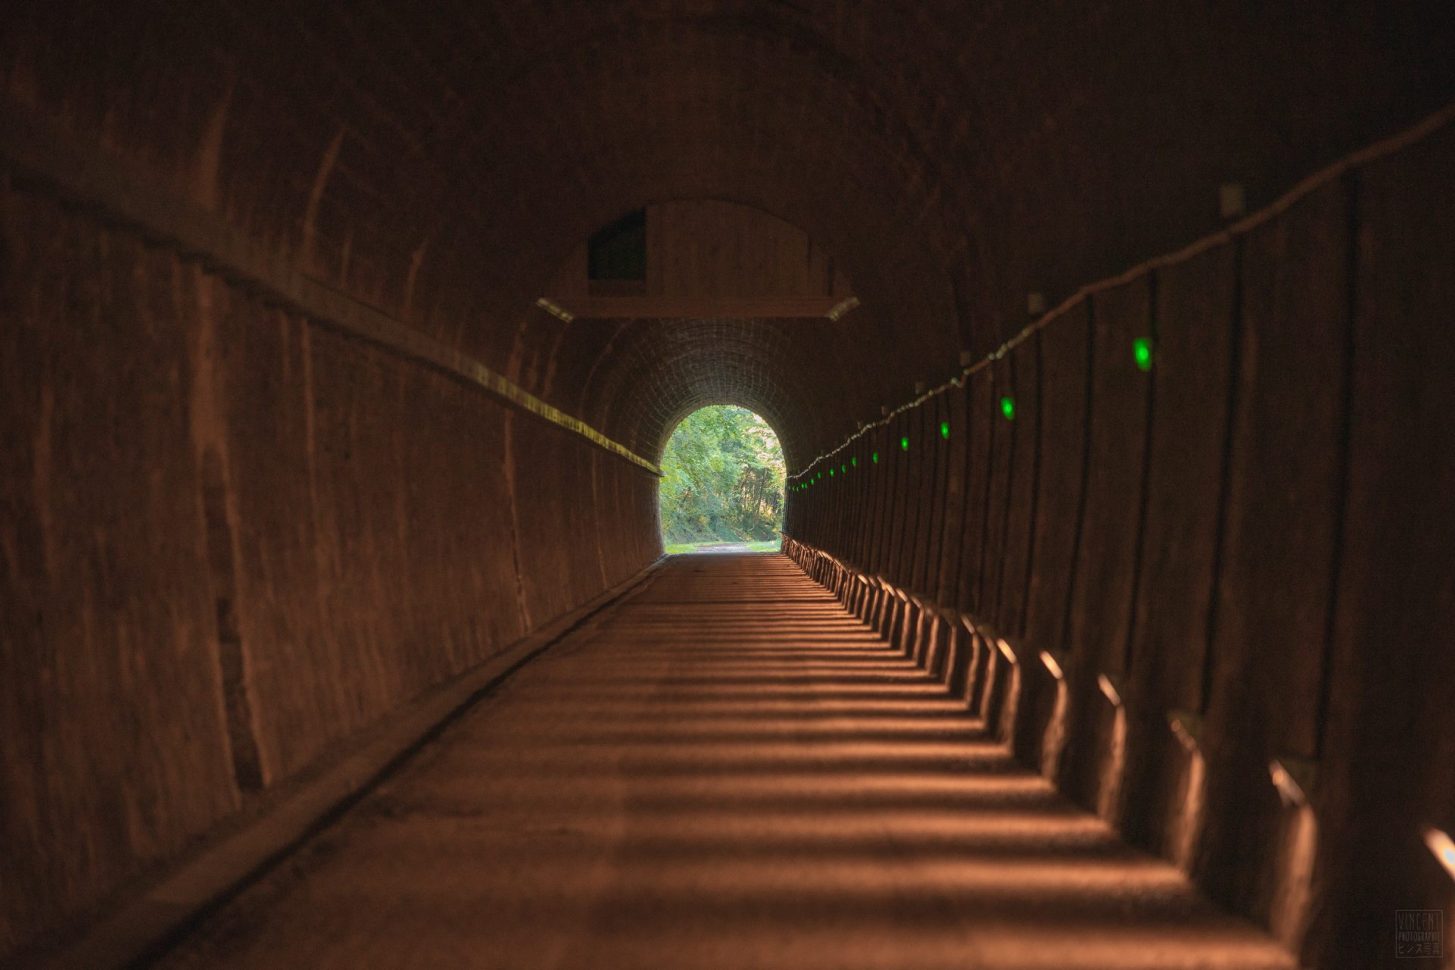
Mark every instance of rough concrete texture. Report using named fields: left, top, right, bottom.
left=1306, top=120, right=1455, bottom=970
left=1, top=5, right=1453, bottom=969
left=787, top=119, right=1455, bottom=968
left=0, top=184, right=659, bottom=959
left=5, top=3, right=1455, bottom=459
left=1118, top=244, right=1237, bottom=856
left=152, top=554, right=1293, bottom=970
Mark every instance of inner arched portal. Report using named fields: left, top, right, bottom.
left=533, top=199, right=907, bottom=471
left=658, top=406, right=785, bottom=554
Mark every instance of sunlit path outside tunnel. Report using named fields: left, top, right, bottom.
left=659, top=406, right=786, bottom=554
left=156, top=555, right=1292, bottom=970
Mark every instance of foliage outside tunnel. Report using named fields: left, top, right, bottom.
left=659, top=406, right=785, bottom=551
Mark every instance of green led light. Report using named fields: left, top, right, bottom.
left=872, top=451, right=879, bottom=464
left=851, top=456, right=858, bottom=468
left=1000, top=395, right=1016, bottom=420
left=900, top=436, right=910, bottom=451
left=1133, top=336, right=1154, bottom=372
left=939, top=420, right=950, bottom=440
left=829, top=467, right=835, bottom=477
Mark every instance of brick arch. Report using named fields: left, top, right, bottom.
left=575, top=318, right=834, bottom=470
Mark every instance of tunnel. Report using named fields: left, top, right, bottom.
left=2, top=4, right=1454, bottom=968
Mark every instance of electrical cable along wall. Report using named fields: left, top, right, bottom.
left=782, top=109, right=1455, bottom=970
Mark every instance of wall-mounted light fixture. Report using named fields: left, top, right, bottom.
left=1039, top=650, right=1065, bottom=680
left=1168, top=710, right=1202, bottom=753
left=534, top=297, right=575, bottom=323
left=1268, top=757, right=1317, bottom=809
left=1133, top=336, right=1155, bottom=372
left=1426, top=827, right=1455, bottom=881
left=826, top=296, right=861, bottom=322
left=1097, top=673, right=1123, bottom=707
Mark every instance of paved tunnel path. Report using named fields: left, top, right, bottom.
left=157, top=554, right=1294, bottom=970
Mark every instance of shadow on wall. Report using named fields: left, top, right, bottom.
left=780, top=106, right=1455, bottom=970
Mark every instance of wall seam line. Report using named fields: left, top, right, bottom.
left=1059, top=299, right=1096, bottom=654
left=1200, top=238, right=1246, bottom=716
left=1122, top=273, right=1160, bottom=673
left=1312, top=171, right=1362, bottom=760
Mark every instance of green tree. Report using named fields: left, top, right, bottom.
left=659, top=406, right=785, bottom=545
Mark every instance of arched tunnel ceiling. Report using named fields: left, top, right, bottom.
left=570, top=318, right=844, bottom=468
left=6, top=1, right=1453, bottom=468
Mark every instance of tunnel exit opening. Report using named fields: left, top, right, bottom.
left=658, top=406, right=785, bottom=554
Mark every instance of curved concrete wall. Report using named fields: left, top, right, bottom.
left=0, top=182, right=660, bottom=959
left=785, top=115, right=1455, bottom=969
left=2, top=5, right=1453, bottom=966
